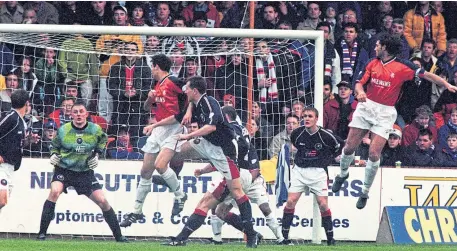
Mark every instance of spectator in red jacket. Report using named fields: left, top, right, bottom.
left=402, top=105, right=438, bottom=146
left=323, top=81, right=358, bottom=140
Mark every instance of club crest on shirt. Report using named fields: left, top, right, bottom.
left=0, top=179, right=7, bottom=186
left=56, top=175, right=64, bottom=181
left=77, top=138, right=83, bottom=144
left=315, top=143, right=323, bottom=150
left=390, top=73, right=395, bottom=78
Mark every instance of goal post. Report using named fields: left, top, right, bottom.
left=0, top=24, right=324, bottom=243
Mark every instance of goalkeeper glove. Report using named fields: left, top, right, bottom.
left=87, top=154, right=99, bottom=170
left=50, top=154, right=61, bottom=166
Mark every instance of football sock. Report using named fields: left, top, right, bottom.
left=236, top=196, right=255, bottom=236
left=265, top=212, right=282, bottom=239
left=321, top=209, right=334, bottom=241
left=224, top=212, right=244, bottom=232
left=160, top=167, right=185, bottom=198
left=340, top=150, right=355, bottom=177
left=175, top=209, right=207, bottom=241
left=103, top=207, right=122, bottom=239
left=133, top=177, right=152, bottom=214
left=211, top=214, right=223, bottom=242
left=38, top=200, right=56, bottom=235
left=363, top=159, right=380, bottom=194
left=281, top=207, right=295, bottom=240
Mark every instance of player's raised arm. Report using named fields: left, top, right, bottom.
left=423, top=71, right=457, bottom=93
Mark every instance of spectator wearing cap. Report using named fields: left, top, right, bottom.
left=323, top=81, right=358, bottom=140
left=82, top=1, right=113, bottom=26
left=0, top=1, right=24, bottom=24
left=106, top=125, right=143, bottom=160
left=438, top=107, right=457, bottom=151
left=149, top=2, right=172, bottom=27
left=96, top=5, right=144, bottom=54
left=182, top=1, right=220, bottom=28
left=24, top=120, right=57, bottom=158
left=381, top=125, right=406, bottom=166
left=404, top=1, right=446, bottom=57
left=23, top=1, right=59, bottom=24
left=403, top=128, right=444, bottom=167
left=402, top=105, right=438, bottom=147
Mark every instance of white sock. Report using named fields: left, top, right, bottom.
left=339, top=150, right=355, bottom=177
left=266, top=212, right=283, bottom=241
left=211, top=215, right=223, bottom=242
left=160, top=167, right=185, bottom=198
left=362, top=159, right=380, bottom=194
left=133, top=177, right=152, bottom=214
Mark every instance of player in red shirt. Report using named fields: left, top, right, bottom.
left=332, top=35, right=457, bottom=209
left=120, top=54, right=188, bottom=227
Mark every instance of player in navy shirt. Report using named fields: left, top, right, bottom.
left=0, top=89, right=29, bottom=212
left=281, top=107, right=342, bottom=246
left=146, top=76, right=260, bottom=247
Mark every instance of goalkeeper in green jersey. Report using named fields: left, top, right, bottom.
left=37, top=101, right=128, bottom=242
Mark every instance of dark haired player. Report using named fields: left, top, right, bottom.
left=332, top=35, right=457, bottom=209
left=37, top=101, right=127, bottom=242
left=120, top=53, right=188, bottom=227
left=145, top=76, right=260, bottom=247
left=0, top=89, right=30, bottom=213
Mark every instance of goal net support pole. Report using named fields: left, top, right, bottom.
left=0, top=24, right=324, bottom=243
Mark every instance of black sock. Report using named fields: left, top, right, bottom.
left=281, top=207, right=295, bottom=240
left=39, top=200, right=56, bottom=235
left=175, top=209, right=207, bottom=241
left=152, top=175, right=168, bottom=187
left=103, top=207, right=122, bottom=240
left=224, top=212, right=244, bottom=232
left=322, top=209, right=334, bottom=241
left=236, top=196, right=255, bottom=236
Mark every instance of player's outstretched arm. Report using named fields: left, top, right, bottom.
left=423, top=71, right=457, bottom=93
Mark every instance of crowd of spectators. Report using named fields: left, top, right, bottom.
left=0, top=1, right=456, bottom=167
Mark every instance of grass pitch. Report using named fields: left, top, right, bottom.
left=0, top=239, right=456, bottom=251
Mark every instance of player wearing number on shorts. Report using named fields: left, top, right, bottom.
left=280, top=107, right=342, bottom=246
left=332, top=34, right=457, bottom=209
left=37, top=101, right=127, bottom=242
